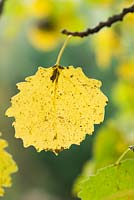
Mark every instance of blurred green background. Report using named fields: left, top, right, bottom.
left=0, top=0, right=134, bottom=199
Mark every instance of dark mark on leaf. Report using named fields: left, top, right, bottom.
left=50, top=68, right=60, bottom=82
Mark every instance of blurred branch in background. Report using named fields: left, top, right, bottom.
left=62, top=4, right=134, bottom=37
left=0, top=0, right=6, bottom=15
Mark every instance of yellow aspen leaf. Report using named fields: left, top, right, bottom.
left=6, top=65, right=108, bottom=154
left=0, top=134, right=18, bottom=197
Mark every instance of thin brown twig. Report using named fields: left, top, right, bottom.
left=62, top=4, right=134, bottom=37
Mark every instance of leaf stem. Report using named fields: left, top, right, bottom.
left=55, top=35, right=72, bottom=66
left=115, top=148, right=130, bottom=165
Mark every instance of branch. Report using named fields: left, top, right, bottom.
left=62, top=4, right=134, bottom=37
left=0, top=0, right=6, bottom=15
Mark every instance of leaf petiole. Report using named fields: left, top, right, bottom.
left=115, top=145, right=134, bottom=165
left=55, top=35, right=72, bottom=66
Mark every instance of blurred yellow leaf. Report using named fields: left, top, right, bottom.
left=27, top=0, right=53, bottom=18
left=117, top=59, right=134, bottom=82
left=124, top=13, right=134, bottom=25
left=0, top=134, right=18, bottom=197
left=28, top=27, right=60, bottom=51
left=6, top=65, right=108, bottom=154
left=27, top=1, right=84, bottom=51
left=92, top=29, right=122, bottom=68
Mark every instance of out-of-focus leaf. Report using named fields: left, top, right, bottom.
left=0, top=134, right=18, bottom=197
left=93, top=121, right=127, bottom=169
left=73, top=121, right=134, bottom=196
left=112, top=81, right=134, bottom=113
left=117, top=59, right=134, bottom=82
left=28, top=27, right=60, bottom=51
left=78, top=159, right=134, bottom=200
left=92, top=29, right=122, bottom=68
left=73, top=160, right=95, bottom=196
left=114, top=113, right=134, bottom=144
